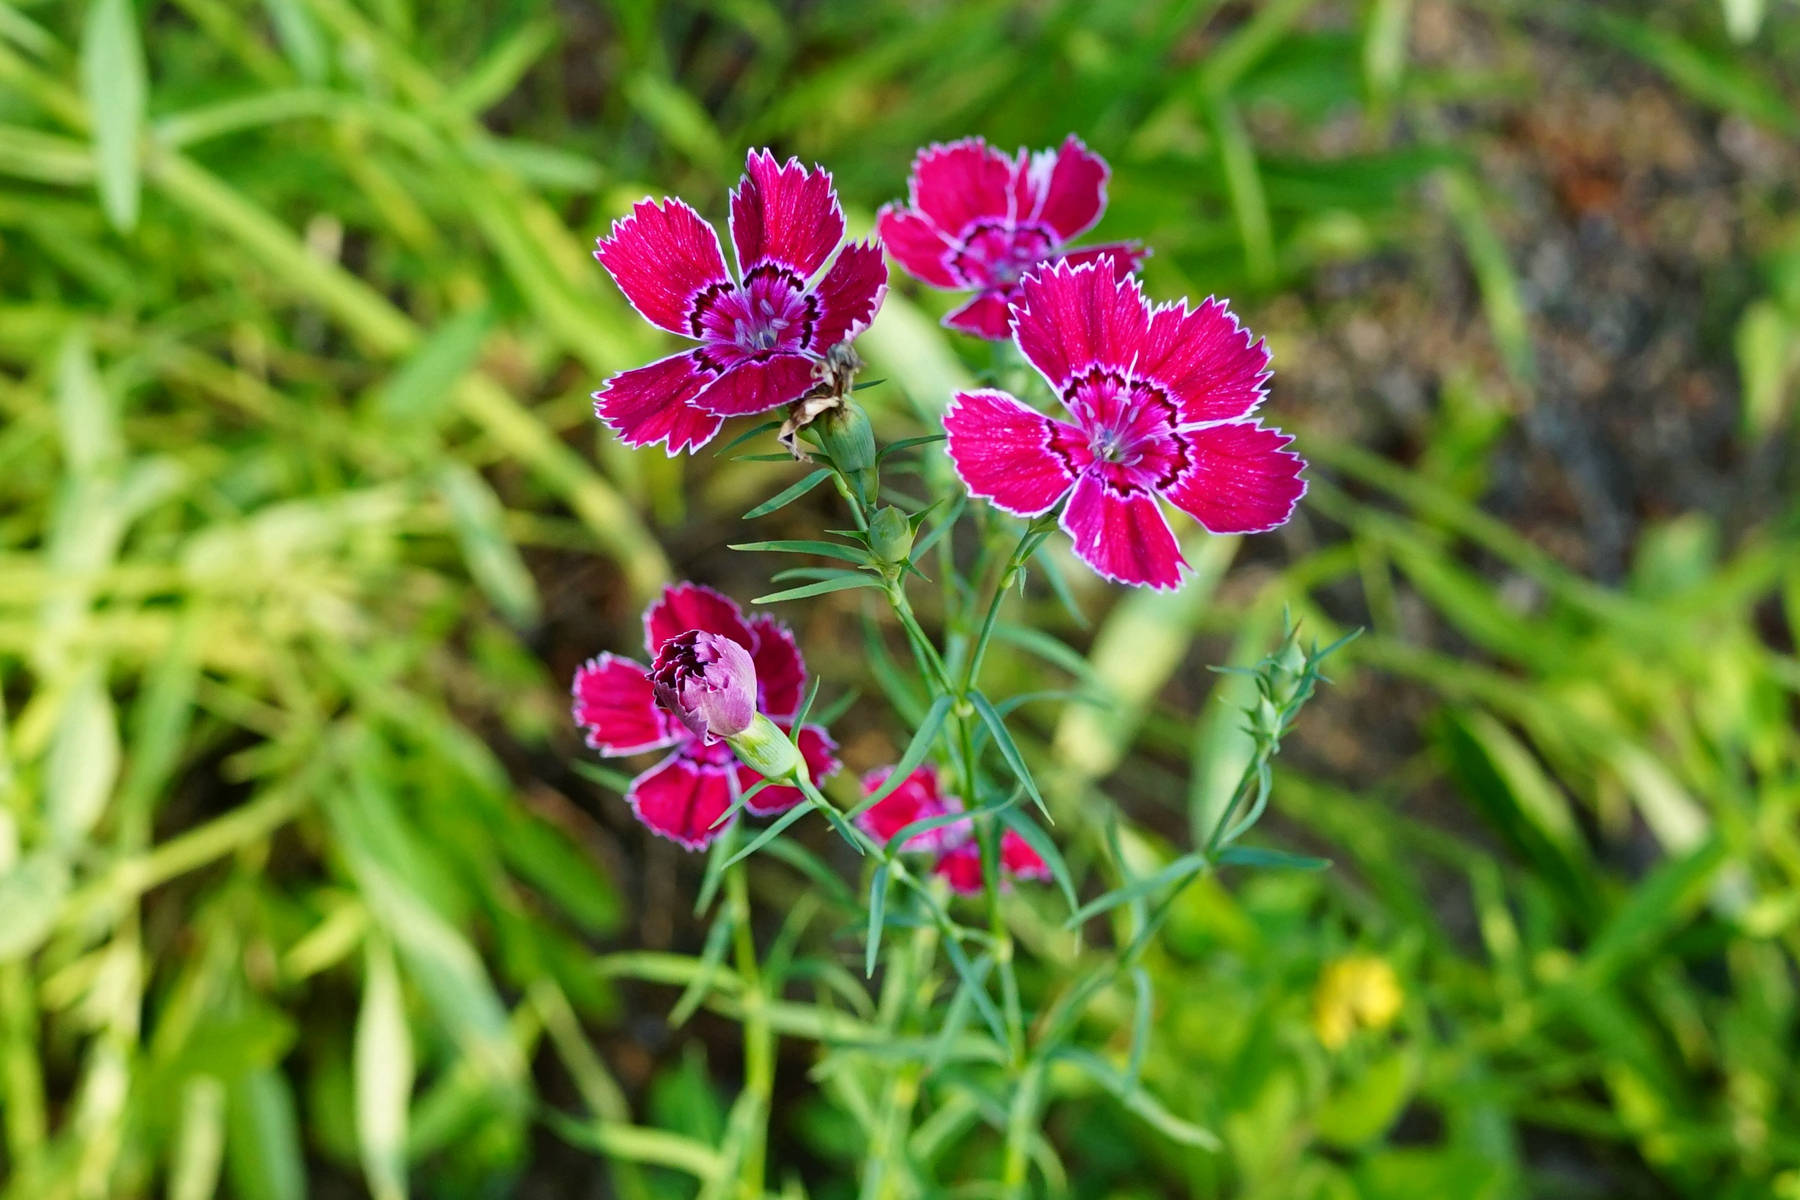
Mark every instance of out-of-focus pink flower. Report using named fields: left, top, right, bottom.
left=649, top=630, right=757, bottom=743
left=592, top=150, right=887, bottom=454
left=876, top=136, right=1145, bottom=340
left=859, top=765, right=1050, bottom=895
left=933, top=831, right=1051, bottom=896
left=572, top=583, right=838, bottom=850
left=943, top=259, right=1306, bottom=590
left=857, top=765, right=964, bottom=853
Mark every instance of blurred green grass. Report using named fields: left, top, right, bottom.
left=2, top=0, right=1799, bottom=1197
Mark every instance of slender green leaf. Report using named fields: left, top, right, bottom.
left=355, top=938, right=413, bottom=1200
left=743, top=468, right=832, bottom=518
left=80, top=0, right=146, bottom=230
left=753, top=573, right=881, bottom=604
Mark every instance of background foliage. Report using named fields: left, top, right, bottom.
left=3, top=0, right=1799, bottom=1196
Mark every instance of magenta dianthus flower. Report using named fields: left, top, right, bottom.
left=858, top=766, right=1050, bottom=895
left=573, top=583, right=839, bottom=850
left=592, top=150, right=888, bottom=454
left=942, top=259, right=1306, bottom=590
left=876, top=135, right=1145, bottom=340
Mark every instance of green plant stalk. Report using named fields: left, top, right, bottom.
left=725, top=863, right=772, bottom=1199
left=1000, top=1059, right=1045, bottom=1197
left=861, top=922, right=934, bottom=1200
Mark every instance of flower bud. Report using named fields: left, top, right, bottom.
left=813, top=399, right=878, bottom=504
left=650, top=630, right=757, bottom=743
left=868, top=505, right=914, bottom=565
left=726, top=712, right=806, bottom=782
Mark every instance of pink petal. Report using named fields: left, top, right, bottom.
left=1025, top=135, right=1110, bottom=241
left=1139, top=297, right=1271, bottom=425
left=1011, top=260, right=1151, bottom=396
left=909, top=138, right=1015, bottom=238
left=592, top=348, right=724, bottom=455
left=747, top=614, right=806, bottom=721
left=941, top=291, right=1015, bottom=340
left=1054, top=242, right=1147, bottom=278
left=932, top=842, right=985, bottom=896
left=692, top=354, right=817, bottom=417
left=740, top=724, right=839, bottom=816
left=644, top=582, right=755, bottom=659
left=571, top=653, right=679, bottom=756
left=857, top=766, right=961, bottom=851
left=1060, top=472, right=1187, bottom=590
left=943, top=388, right=1087, bottom=517
left=810, top=240, right=888, bottom=351
left=874, top=205, right=960, bottom=288
left=1000, top=830, right=1051, bottom=881
left=627, top=752, right=736, bottom=850
left=1165, top=422, right=1306, bottom=534
left=729, top=150, right=846, bottom=281
left=594, top=197, right=731, bottom=337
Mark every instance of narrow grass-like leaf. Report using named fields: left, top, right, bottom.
left=998, top=807, right=1078, bottom=913
left=1054, top=1048, right=1220, bottom=1149
left=885, top=793, right=1015, bottom=857
left=729, top=539, right=870, bottom=564
left=938, top=925, right=1008, bottom=1046
left=81, top=0, right=145, bottom=231
left=743, top=468, right=832, bottom=518
left=969, top=691, right=1045, bottom=816
left=1125, top=967, right=1152, bottom=1090
left=48, top=665, right=120, bottom=847
left=1214, top=845, right=1330, bottom=870
left=436, top=462, right=540, bottom=626
left=864, top=864, right=889, bottom=978
left=670, top=909, right=736, bottom=1027
left=355, top=938, right=412, bottom=1200
left=876, top=433, right=946, bottom=461
left=930, top=953, right=993, bottom=1072
left=753, top=573, right=881, bottom=604
left=722, top=802, right=814, bottom=869
left=373, top=308, right=491, bottom=425
left=714, top=419, right=783, bottom=456
left=1067, top=853, right=1210, bottom=929
left=763, top=838, right=857, bottom=911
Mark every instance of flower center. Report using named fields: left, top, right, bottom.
left=1065, top=369, right=1189, bottom=489
left=951, top=221, right=1057, bottom=288
left=1089, top=424, right=1136, bottom=466
left=691, top=265, right=818, bottom=357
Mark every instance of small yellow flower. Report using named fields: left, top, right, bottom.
left=1312, top=954, right=1403, bottom=1049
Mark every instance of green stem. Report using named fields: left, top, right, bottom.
left=962, top=510, right=1060, bottom=696
left=884, top=578, right=954, bottom=694
left=1000, top=1059, right=1045, bottom=1197
left=726, top=865, right=773, bottom=1199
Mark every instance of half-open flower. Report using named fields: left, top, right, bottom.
left=876, top=136, right=1145, bottom=339
left=649, top=630, right=757, bottom=744
left=572, top=583, right=839, bottom=850
left=592, top=150, right=888, bottom=454
left=942, top=258, right=1306, bottom=590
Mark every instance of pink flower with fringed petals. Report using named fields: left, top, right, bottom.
left=942, top=258, right=1306, bottom=590
left=875, top=135, right=1146, bottom=340
left=857, top=765, right=966, bottom=853
left=592, top=150, right=888, bottom=454
left=858, top=766, right=1050, bottom=895
left=572, top=583, right=839, bottom=850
